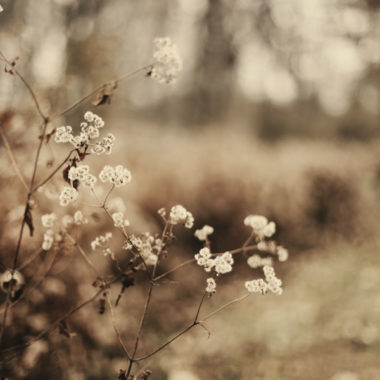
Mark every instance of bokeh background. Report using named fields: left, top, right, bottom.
left=1, top=0, right=380, bottom=379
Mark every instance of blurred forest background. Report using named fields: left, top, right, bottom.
left=1, top=0, right=380, bottom=379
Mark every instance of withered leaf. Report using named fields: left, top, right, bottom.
left=115, top=275, right=135, bottom=306
left=92, top=81, right=117, bottom=107
left=98, top=298, right=106, bottom=314
left=121, top=274, right=135, bottom=289
left=45, top=128, right=56, bottom=143
left=62, top=165, right=70, bottom=184
left=25, top=204, right=34, bottom=237
left=58, top=320, right=71, bottom=338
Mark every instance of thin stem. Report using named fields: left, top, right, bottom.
left=31, top=149, right=76, bottom=193
left=0, top=275, right=123, bottom=358
left=0, top=51, right=47, bottom=122
left=102, top=184, right=115, bottom=207
left=51, top=65, right=152, bottom=120
left=17, top=248, right=43, bottom=271
left=131, top=284, right=154, bottom=358
left=0, top=125, right=28, bottom=191
left=154, top=244, right=259, bottom=282
left=29, top=121, right=49, bottom=191
left=135, top=291, right=207, bottom=362
left=15, top=70, right=48, bottom=122
left=153, top=258, right=194, bottom=282
left=194, top=292, right=207, bottom=323
left=200, top=293, right=251, bottom=322
left=106, top=294, right=131, bottom=360
left=0, top=116, right=49, bottom=349
left=135, top=323, right=196, bottom=362
left=66, top=233, right=102, bottom=278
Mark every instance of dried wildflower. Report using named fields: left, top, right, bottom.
left=194, top=225, right=214, bottom=241
left=195, top=247, right=214, bottom=272
left=73, top=210, right=88, bottom=225
left=62, top=214, right=74, bottom=228
left=0, top=269, right=25, bottom=301
left=169, top=205, right=193, bottom=228
left=54, top=126, right=73, bottom=143
left=55, top=112, right=112, bottom=155
left=245, top=265, right=282, bottom=295
left=0, top=5, right=3, bottom=12
left=84, top=111, right=104, bottom=128
left=90, top=133, right=115, bottom=155
left=68, top=165, right=97, bottom=188
left=99, top=165, right=131, bottom=187
left=245, top=278, right=268, bottom=294
left=244, top=215, right=276, bottom=238
left=68, top=165, right=89, bottom=181
left=247, top=254, right=273, bottom=269
left=41, top=213, right=57, bottom=228
left=257, top=240, right=277, bottom=253
left=112, top=212, right=130, bottom=228
left=214, top=252, right=234, bottom=275
left=277, top=246, right=289, bottom=262
left=151, top=37, right=182, bottom=84
left=157, top=207, right=166, bottom=218
left=91, top=232, right=112, bottom=251
left=195, top=248, right=233, bottom=275
left=205, top=277, right=216, bottom=293
left=127, top=233, right=162, bottom=266
left=59, top=186, right=79, bottom=206
left=42, top=229, right=54, bottom=251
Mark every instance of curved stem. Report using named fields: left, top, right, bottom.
left=51, top=65, right=152, bottom=120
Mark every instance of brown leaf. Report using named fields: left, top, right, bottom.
left=115, top=274, right=135, bottom=306
left=45, top=128, right=56, bottom=143
left=98, top=297, right=106, bottom=314
left=92, top=81, right=117, bottom=107
left=25, top=204, right=34, bottom=237
left=58, top=320, right=71, bottom=339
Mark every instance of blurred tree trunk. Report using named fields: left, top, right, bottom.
left=187, top=0, right=236, bottom=124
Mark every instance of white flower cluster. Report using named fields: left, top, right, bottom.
left=73, top=210, right=88, bottom=225
left=0, top=5, right=3, bottom=13
left=244, top=215, right=276, bottom=239
left=99, top=165, right=132, bottom=187
left=151, top=37, right=183, bottom=84
left=247, top=254, right=273, bottom=269
left=125, top=233, right=163, bottom=266
left=91, top=133, right=116, bottom=155
left=168, top=205, right=194, bottom=229
left=42, top=229, right=54, bottom=251
left=194, top=225, right=214, bottom=241
left=54, top=111, right=115, bottom=154
left=112, top=211, right=130, bottom=228
left=40, top=210, right=89, bottom=251
left=195, top=248, right=234, bottom=275
left=59, top=186, right=79, bottom=207
left=205, top=277, right=216, bottom=293
left=91, top=232, right=113, bottom=258
left=0, top=270, right=25, bottom=295
left=41, top=213, right=57, bottom=228
left=157, top=207, right=166, bottom=218
left=245, top=265, right=283, bottom=295
left=41, top=213, right=57, bottom=251
left=68, top=165, right=97, bottom=188
left=256, top=240, right=289, bottom=263
left=60, top=211, right=88, bottom=228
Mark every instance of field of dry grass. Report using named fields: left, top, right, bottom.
left=1, top=120, right=380, bottom=379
